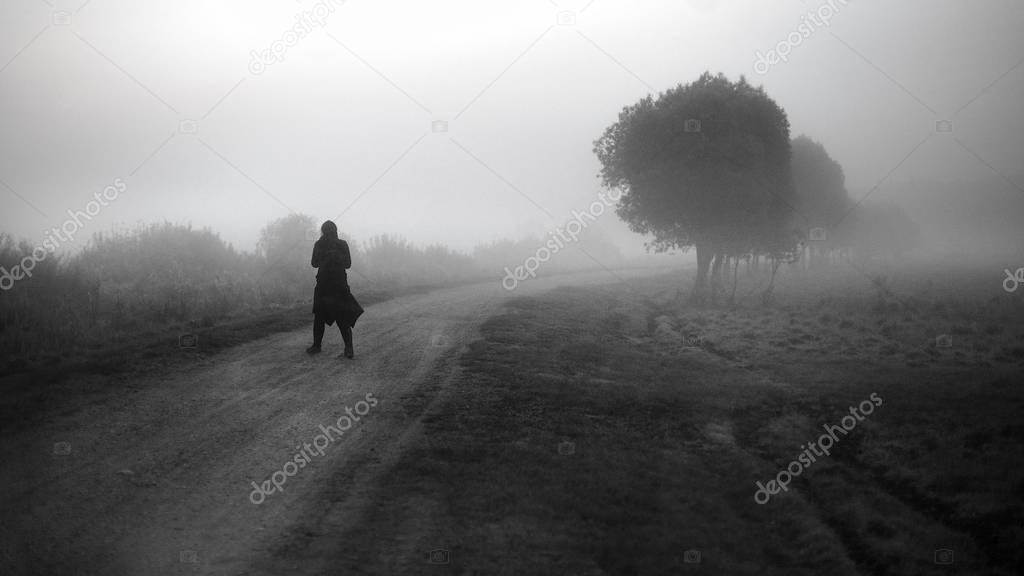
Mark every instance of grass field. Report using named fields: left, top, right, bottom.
left=323, top=264, right=1024, bottom=575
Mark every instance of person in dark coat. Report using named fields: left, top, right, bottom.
left=307, top=220, right=363, bottom=357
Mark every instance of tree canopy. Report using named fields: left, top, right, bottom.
left=594, top=72, right=798, bottom=296
left=790, top=135, right=850, bottom=234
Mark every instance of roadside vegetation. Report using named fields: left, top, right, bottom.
left=0, top=215, right=622, bottom=376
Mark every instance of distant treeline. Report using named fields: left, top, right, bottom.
left=0, top=214, right=622, bottom=372
left=863, top=175, right=1024, bottom=259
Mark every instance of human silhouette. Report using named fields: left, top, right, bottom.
left=307, top=220, right=363, bottom=357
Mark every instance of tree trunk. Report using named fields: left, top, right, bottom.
left=729, top=257, right=740, bottom=305
left=710, top=252, right=725, bottom=301
left=693, top=242, right=712, bottom=302
left=762, top=257, right=782, bottom=305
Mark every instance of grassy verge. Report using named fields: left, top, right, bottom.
left=0, top=288, right=400, bottom=434
left=12, top=289, right=395, bottom=377
left=326, top=270, right=1023, bottom=575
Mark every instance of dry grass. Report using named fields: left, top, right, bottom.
left=321, top=264, right=1023, bottom=575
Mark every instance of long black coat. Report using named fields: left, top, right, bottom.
left=311, top=238, right=364, bottom=327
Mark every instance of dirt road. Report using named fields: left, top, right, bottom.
left=0, top=269, right=656, bottom=576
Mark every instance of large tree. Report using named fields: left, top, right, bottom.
left=594, top=72, right=797, bottom=298
left=791, top=135, right=849, bottom=226
left=790, top=135, right=852, bottom=264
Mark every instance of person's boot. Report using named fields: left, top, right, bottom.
left=310, top=319, right=326, bottom=355
left=341, top=326, right=354, bottom=359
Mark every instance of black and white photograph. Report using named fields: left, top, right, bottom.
left=1, top=1, right=1023, bottom=574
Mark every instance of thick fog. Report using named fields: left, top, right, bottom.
left=1, top=0, right=1022, bottom=256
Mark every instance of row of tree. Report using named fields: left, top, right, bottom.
left=595, top=71, right=919, bottom=302
left=791, top=135, right=919, bottom=268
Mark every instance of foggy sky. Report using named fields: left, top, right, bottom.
left=1, top=0, right=1022, bottom=254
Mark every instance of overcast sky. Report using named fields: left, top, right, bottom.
left=1, top=0, right=1022, bottom=253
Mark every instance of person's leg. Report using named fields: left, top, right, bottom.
left=307, top=315, right=326, bottom=354
left=339, top=324, right=353, bottom=358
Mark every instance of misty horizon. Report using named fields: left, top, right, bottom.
left=2, top=0, right=1022, bottom=256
